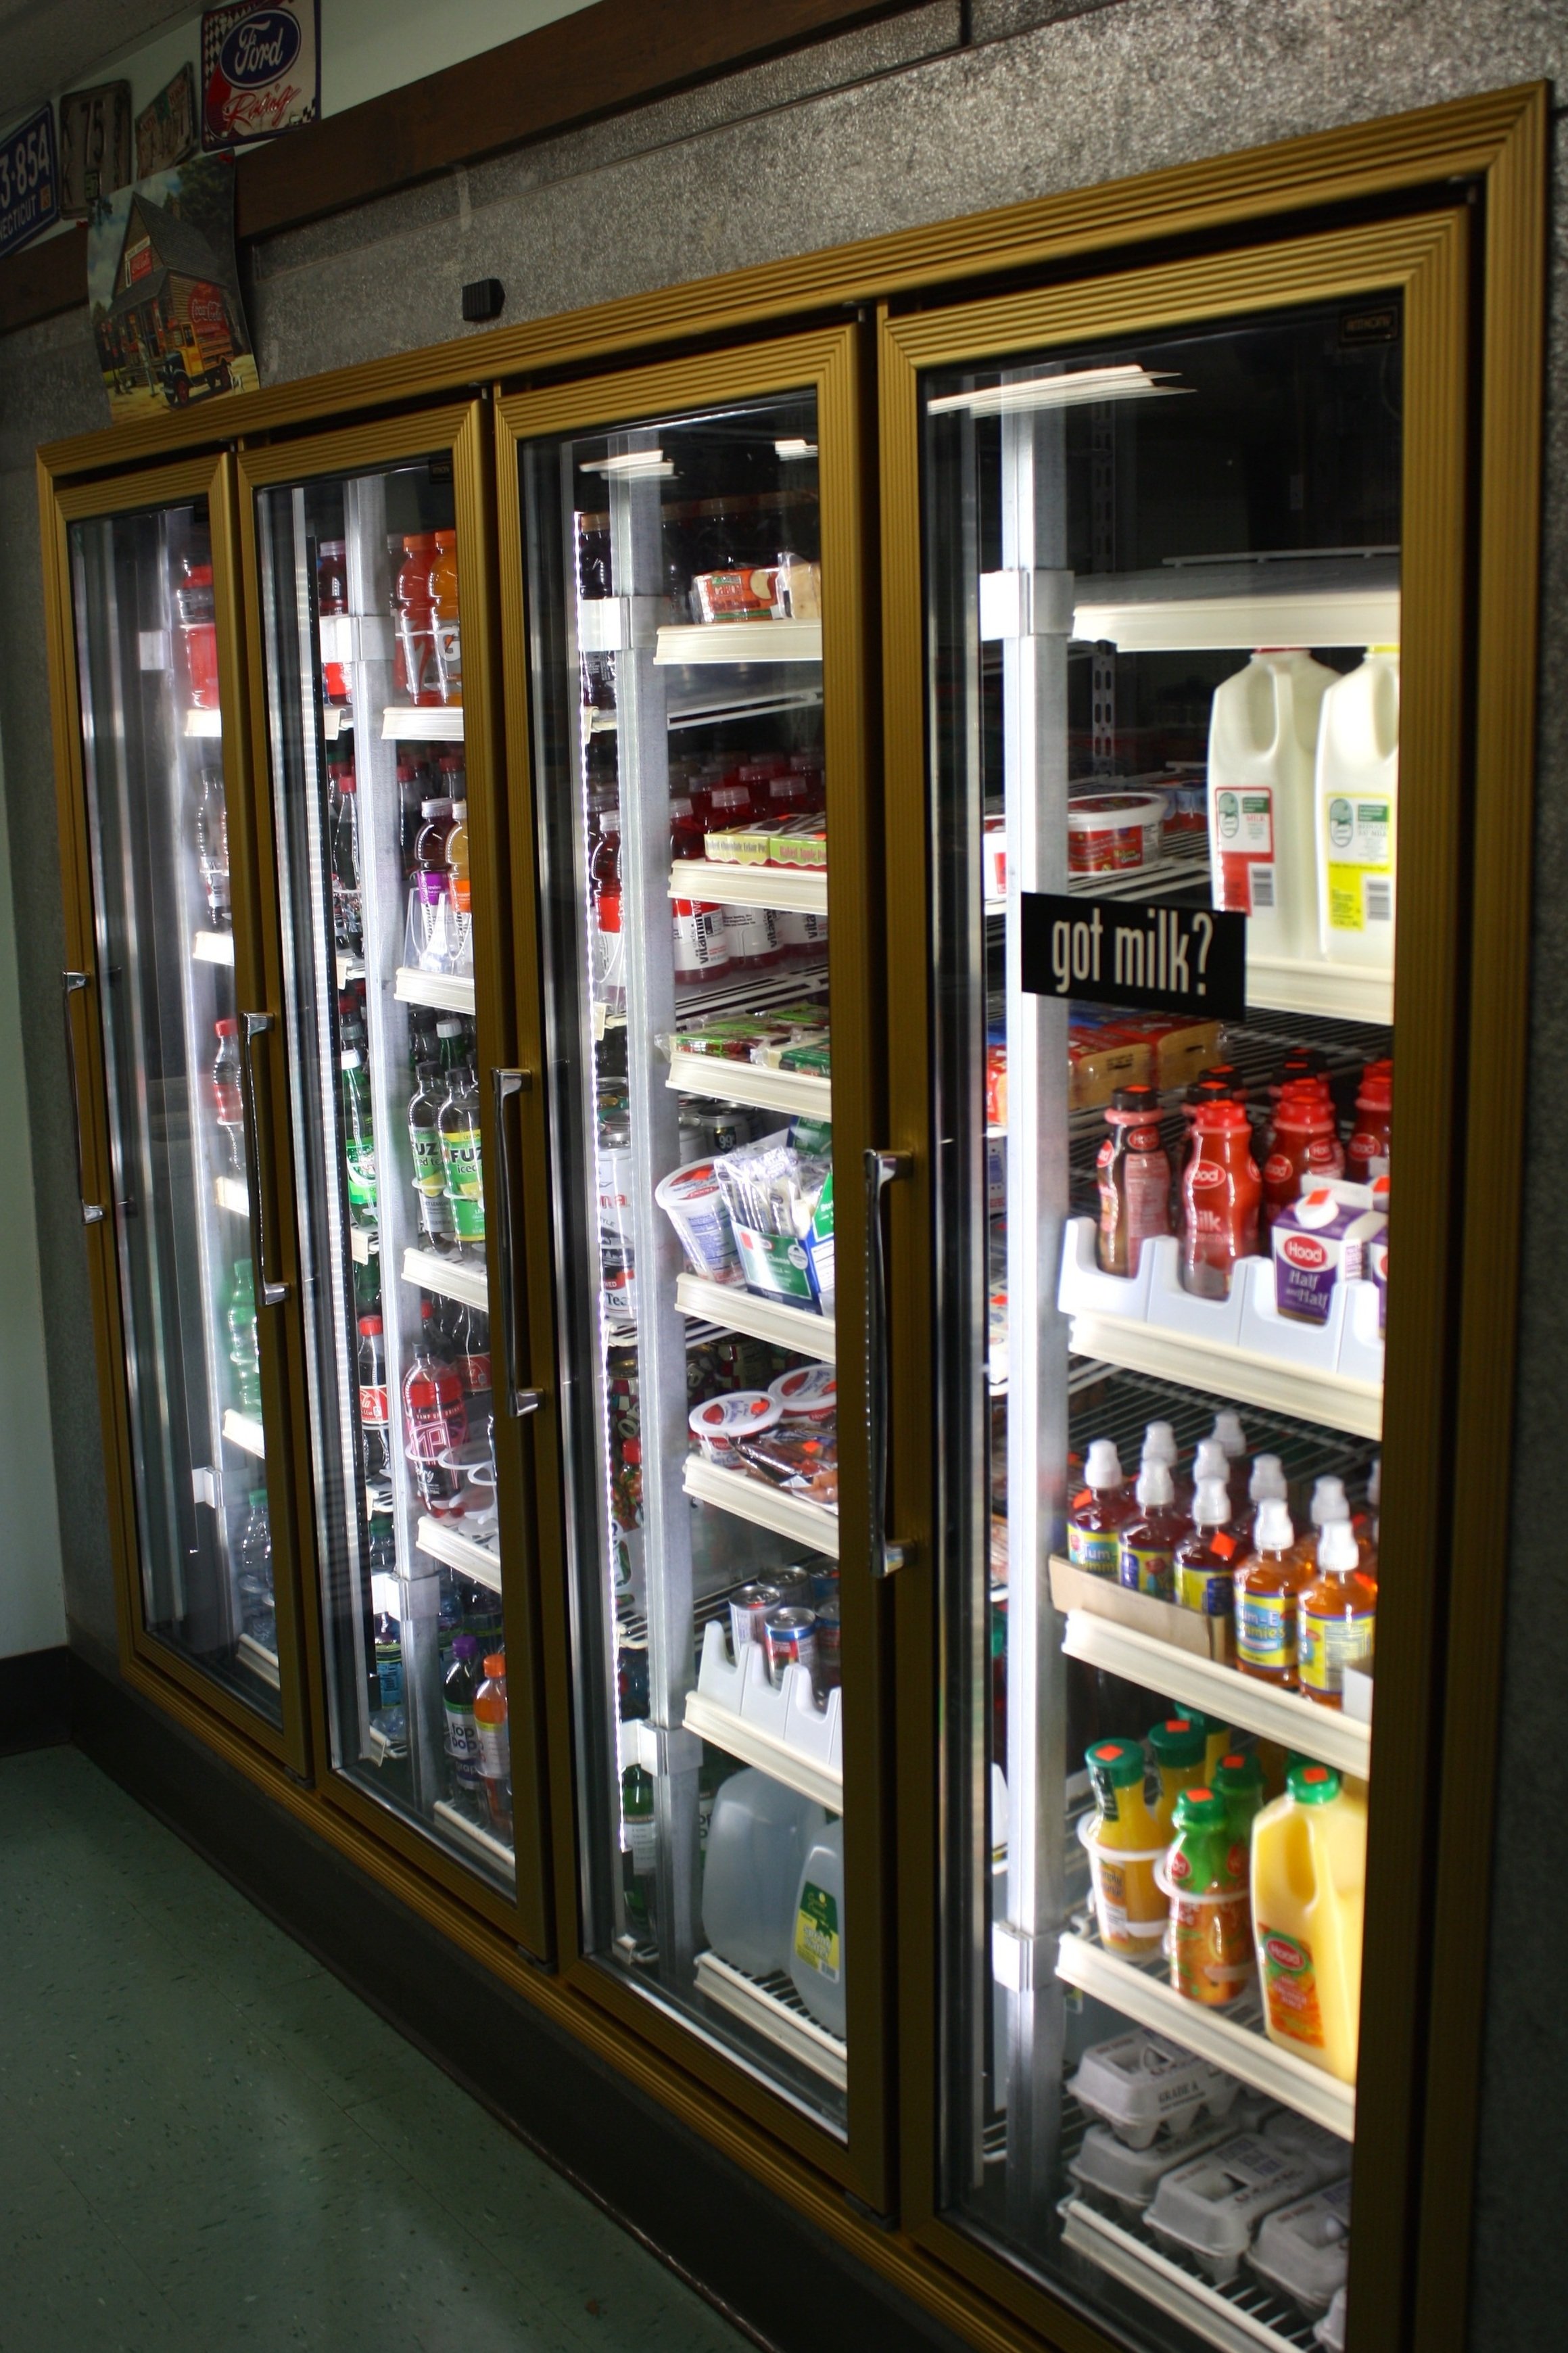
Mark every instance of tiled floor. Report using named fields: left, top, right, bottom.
left=0, top=1744, right=752, bottom=2352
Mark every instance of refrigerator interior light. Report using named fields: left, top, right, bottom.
left=925, top=363, right=1188, bottom=417
left=774, top=437, right=818, bottom=458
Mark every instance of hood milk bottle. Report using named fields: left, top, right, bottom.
left=1208, top=651, right=1335, bottom=963
left=1315, top=647, right=1399, bottom=968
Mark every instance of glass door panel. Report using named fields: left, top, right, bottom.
left=520, top=389, right=849, bottom=2128
left=70, top=491, right=285, bottom=1728
left=254, top=449, right=513, bottom=1893
left=924, top=307, right=1398, bottom=2344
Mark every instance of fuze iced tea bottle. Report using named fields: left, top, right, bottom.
left=1181, top=1101, right=1260, bottom=1298
left=1235, top=1497, right=1310, bottom=1686
left=1067, top=1439, right=1133, bottom=1578
left=1096, top=1083, right=1171, bottom=1277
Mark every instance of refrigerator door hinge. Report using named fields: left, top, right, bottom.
left=978, top=567, right=1075, bottom=641
left=623, top=1718, right=702, bottom=1777
left=992, top=1919, right=1053, bottom=1991
left=577, top=595, right=659, bottom=653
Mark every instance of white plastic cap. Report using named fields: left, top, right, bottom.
left=1255, top=1497, right=1296, bottom=1553
left=1311, top=1476, right=1350, bottom=1528
left=1142, top=1421, right=1178, bottom=1467
left=1085, top=1439, right=1123, bottom=1491
left=1317, top=1516, right=1360, bottom=1575
left=1193, top=1477, right=1232, bottom=1530
left=1193, top=1438, right=1229, bottom=1485
left=1369, top=1455, right=1382, bottom=1508
left=1136, top=1462, right=1175, bottom=1511
left=1210, top=1410, right=1248, bottom=1462
left=1250, top=1453, right=1289, bottom=1505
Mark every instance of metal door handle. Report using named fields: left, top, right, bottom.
left=239, top=1012, right=289, bottom=1305
left=62, top=972, right=105, bottom=1226
left=865, top=1146, right=912, bottom=1577
left=491, top=1067, right=544, bottom=1419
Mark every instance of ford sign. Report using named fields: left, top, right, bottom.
left=219, top=8, right=302, bottom=88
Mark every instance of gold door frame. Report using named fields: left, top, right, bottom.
left=41, top=448, right=312, bottom=1777
left=494, top=325, right=895, bottom=2207
left=878, top=198, right=1531, bottom=2352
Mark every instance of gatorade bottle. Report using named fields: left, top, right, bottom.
left=439, top=1065, right=485, bottom=1250
left=339, top=1044, right=377, bottom=1228
left=1235, top=1497, right=1310, bottom=1687
left=193, top=769, right=231, bottom=929
left=1182, top=1100, right=1261, bottom=1297
left=1084, top=1739, right=1166, bottom=1959
left=1066, top=1439, right=1133, bottom=1578
left=1164, top=1786, right=1253, bottom=2007
left=1149, top=1717, right=1208, bottom=1836
left=176, top=553, right=220, bottom=708
left=393, top=532, right=441, bottom=704
left=1118, top=1461, right=1189, bottom=1600
left=430, top=530, right=462, bottom=705
left=444, top=799, right=472, bottom=974
left=1298, top=1516, right=1377, bottom=1709
left=442, top=1635, right=483, bottom=1801
left=1174, top=1477, right=1244, bottom=1618
left=1251, top=1762, right=1367, bottom=2081
left=211, top=1019, right=245, bottom=1172
left=227, top=1258, right=260, bottom=1414
left=406, top=797, right=456, bottom=971
left=408, top=1063, right=453, bottom=1249
left=473, top=1652, right=511, bottom=1835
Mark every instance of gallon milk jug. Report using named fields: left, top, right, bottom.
left=1208, top=651, right=1335, bottom=961
left=1314, top=647, right=1399, bottom=967
left=790, top=1817, right=846, bottom=2036
left=700, top=1768, right=826, bottom=1978
left=1250, top=1761, right=1367, bottom=2082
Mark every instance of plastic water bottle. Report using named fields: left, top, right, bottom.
left=701, top=1769, right=826, bottom=1978
left=193, top=768, right=230, bottom=929
left=442, top=1635, right=483, bottom=1802
left=235, top=1488, right=273, bottom=1647
left=227, top=1258, right=260, bottom=1414
left=211, top=1019, right=244, bottom=1172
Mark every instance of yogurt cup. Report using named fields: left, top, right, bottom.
left=688, top=1391, right=780, bottom=1468
left=1068, top=791, right=1166, bottom=876
left=655, top=1159, right=742, bottom=1284
left=769, top=1365, right=837, bottom=1422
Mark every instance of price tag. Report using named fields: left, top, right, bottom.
left=0, top=105, right=60, bottom=264
left=1020, top=890, right=1248, bottom=1021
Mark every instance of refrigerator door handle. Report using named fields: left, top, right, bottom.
left=865, top=1146, right=913, bottom=1577
left=62, top=972, right=105, bottom=1225
left=491, top=1066, right=544, bottom=1419
left=239, top=1011, right=290, bottom=1306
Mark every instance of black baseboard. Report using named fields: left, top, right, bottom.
left=0, top=1644, right=70, bottom=1756
left=66, top=1651, right=966, bottom=2353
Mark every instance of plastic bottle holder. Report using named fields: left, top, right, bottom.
left=1077, top=1812, right=1168, bottom=1956
left=694, top=1618, right=842, bottom=1779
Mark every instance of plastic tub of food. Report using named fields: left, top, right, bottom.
left=688, top=1391, right=780, bottom=1470
left=769, top=1366, right=838, bottom=1422
left=1248, top=2179, right=1351, bottom=2317
left=655, top=1159, right=743, bottom=1284
left=1066, top=2030, right=1245, bottom=2151
left=1067, top=791, right=1167, bottom=876
left=1162, top=768, right=1210, bottom=836
left=1143, top=2133, right=1321, bottom=2284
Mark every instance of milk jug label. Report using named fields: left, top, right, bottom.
left=1258, top=1925, right=1326, bottom=2049
left=1214, top=787, right=1276, bottom=916
left=1325, top=796, right=1394, bottom=932
left=795, top=1882, right=840, bottom=1981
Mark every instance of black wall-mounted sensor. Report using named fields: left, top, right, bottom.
left=462, top=279, right=504, bottom=323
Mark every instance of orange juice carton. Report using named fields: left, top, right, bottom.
left=1144, top=2133, right=1323, bottom=2284
left=1251, top=1763, right=1367, bottom=2082
left=1248, top=2180, right=1352, bottom=2316
left=1069, top=2100, right=1264, bottom=2220
left=1271, top=1180, right=1385, bottom=1326
left=1066, top=2028, right=1247, bottom=2149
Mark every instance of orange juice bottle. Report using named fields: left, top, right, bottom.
left=1149, top=1717, right=1206, bottom=1836
left=1164, top=1786, right=1254, bottom=2007
left=1298, top=1515, right=1377, bottom=1708
left=430, top=528, right=462, bottom=705
left=1235, top=1497, right=1310, bottom=1687
left=1251, top=1762, right=1367, bottom=2082
left=1084, top=1739, right=1166, bottom=1958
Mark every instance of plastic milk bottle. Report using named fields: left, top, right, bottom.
left=1208, top=651, right=1335, bottom=960
left=1314, top=647, right=1399, bottom=967
left=1251, top=1762, right=1367, bottom=2082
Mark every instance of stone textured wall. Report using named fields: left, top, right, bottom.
left=0, top=2, right=1561, bottom=2339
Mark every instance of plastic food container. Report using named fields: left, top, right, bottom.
left=688, top=1392, right=780, bottom=1469
left=1315, top=2285, right=1348, bottom=2352
left=1163, top=771, right=1210, bottom=835
left=1066, top=2031, right=1244, bottom=2151
left=1068, top=791, right=1167, bottom=876
left=769, top=1365, right=838, bottom=1422
left=655, top=1160, right=743, bottom=1284
left=1248, top=2179, right=1352, bottom=2317
left=1068, top=2103, right=1263, bottom=2218
left=1260, top=2110, right=1350, bottom=2187
left=1143, top=2133, right=1321, bottom=2284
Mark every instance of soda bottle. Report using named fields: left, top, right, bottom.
left=176, top=553, right=220, bottom=708
left=1235, top=1497, right=1311, bottom=1687
left=435, top=1013, right=469, bottom=1075
left=1165, top=1786, right=1253, bottom=2007
left=442, top=1634, right=484, bottom=1800
left=1118, top=1462, right=1189, bottom=1600
left=439, top=1065, right=485, bottom=1251
left=445, top=799, right=473, bottom=976
left=406, top=797, right=456, bottom=971
left=473, top=1652, right=511, bottom=1835
left=235, top=1487, right=273, bottom=1646
left=329, top=762, right=362, bottom=955
left=318, top=540, right=350, bottom=703
left=211, top=1019, right=245, bottom=1172
left=429, top=529, right=462, bottom=705
left=358, top=1313, right=392, bottom=1496
left=227, top=1257, right=260, bottom=1413
left=403, top=1309, right=467, bottom=1515
left=622, top=1762, right=657, bottom=1935
left=193, top=768, right=230, bottom=929
left=1066, top=1439, right=1133, bottom=1578
left=339, top=1044, right=377, bottom=1228
left=1096, top=1083, right=1170, bottom=1277
left=450, top=1301, right=493, bottom=1426
left=392, top=532, right=441, bottom=705
left=1297, top=1514, right=1377, bottom=1709
left=408, top=1062, right=453, bottom=1248
left=590, top=806, right=624, bottom=1004
left=1181, top=1100, right=1261, bottom=1298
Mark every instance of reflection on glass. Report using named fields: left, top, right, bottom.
left=256, top=459, right=511, bottom=1888
left=924, top=306, right=1397, bottom=2349
left=70, top=496, right=281, bottom=1723
left=522, top=392, right=846, bottom=2128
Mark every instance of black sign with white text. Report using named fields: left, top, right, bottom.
left=1020, top=891, right=1247, bottom=1021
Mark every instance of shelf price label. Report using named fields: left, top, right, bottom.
left=1021, top=890, right=1247, bottom=1021
left=0, top=105, right=60, bottom=264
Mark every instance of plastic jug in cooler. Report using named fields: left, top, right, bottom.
left=1207, top=649, right=1335, bottom=959
left=700, top=1768, right=826, bottom=1979
left=1314, top=647, right=1399, bottom=966
left=1251, top=1762, right=1367, bottom=2082
left=790, top=1816, right=846, bottom=2036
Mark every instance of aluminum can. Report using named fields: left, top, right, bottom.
left=813, top=1600, right=842, bottom=1694
left=763, top=1604, right=817, bottom=1686
left=729, top=1582, right=782, bottom=1656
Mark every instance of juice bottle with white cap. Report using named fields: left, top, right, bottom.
left=1067, top=1439, right=1134, bottom=1579
left=1315, top=647, right=1400, bottom=967
left=1251, top=1763, right=1367, bottom=2081
left=1235, top=1497, right=1310, bottom=1685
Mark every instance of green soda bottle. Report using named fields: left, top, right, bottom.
left=340, top=1044, right=377, bottom=1228
left=227, top=1257, right=260, bottom=1413
left=439, top=1064, right=484, bottom=1249
left=622, top=1763, right=657, bottom=1936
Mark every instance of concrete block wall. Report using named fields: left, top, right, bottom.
left=0, top=3, right=1560, bottom=2340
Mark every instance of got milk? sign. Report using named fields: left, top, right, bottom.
left=202, top=0, right=319, bottom=149
left=1020, top=891, right=1248, bottom=1022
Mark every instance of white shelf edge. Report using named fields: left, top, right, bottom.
left=221, top=1410, right=266, bottom=1460
left=693, top=1950, right=846, bottom=2090
left=684, top=1689, right=842, bottom=1812
left=1054, top=1930, right=1355, bottom=2141
left=1060, top=2199, right=1302, bottom=2353
left=669, top=860, right=827, bottom=914
left=1060, top=1608, right=1371, bottom=1779
left=350, top=1224, right=377, bottom=1265
left=191, top=929, right=235, bottom=966
left=184, top=705, right=222, bottom=738
left=1246, top=952, right=1394, bottom=1025
left=431, top=1798, right=515, bottom=1872
left=674, top=1272, right=834, bottom=1363
left=1074, top=586, right=1400, bottom=655
left=667, top=1050, right=831, bottom=1121
left=335, top=954, right=364, bottom=987
left=414, top=1514, right=503, bottom=1593
left=655, top=619, right=822, bottom=667
left=394, top=966, right=477, bottom=1015
left=214, top=1175, right=249, bottom=1217
left=1067, top=1312, right=1383, bottom=1440
left=381, top=703, right=465, bottom=741
left=236, top=1632, right=281, bottom=1690
left=402, top=1246, right=490, bottom=1311
left=682, top=1455, right=838, bottom=1560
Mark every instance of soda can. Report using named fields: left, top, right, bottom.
left=700, top=1105, right=750, bottom=1158
left=813, top=1600, right=841, bottom=1693
left=809, top=1564, right=840, bottom=1609
left=768, top=1564, right=812, bottom=1601
left=763, top=1605, right=817, bottom=1687
left=729, top=1582, right=782, bottom=1655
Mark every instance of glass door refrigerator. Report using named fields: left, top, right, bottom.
left=239, top=407, right=551, bottom=1949
left=498, top=329, right=894, bottom=2199
left=880, top=214, right=1475, bottom=2350
left=45, top=455, right=308, bottom=1767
